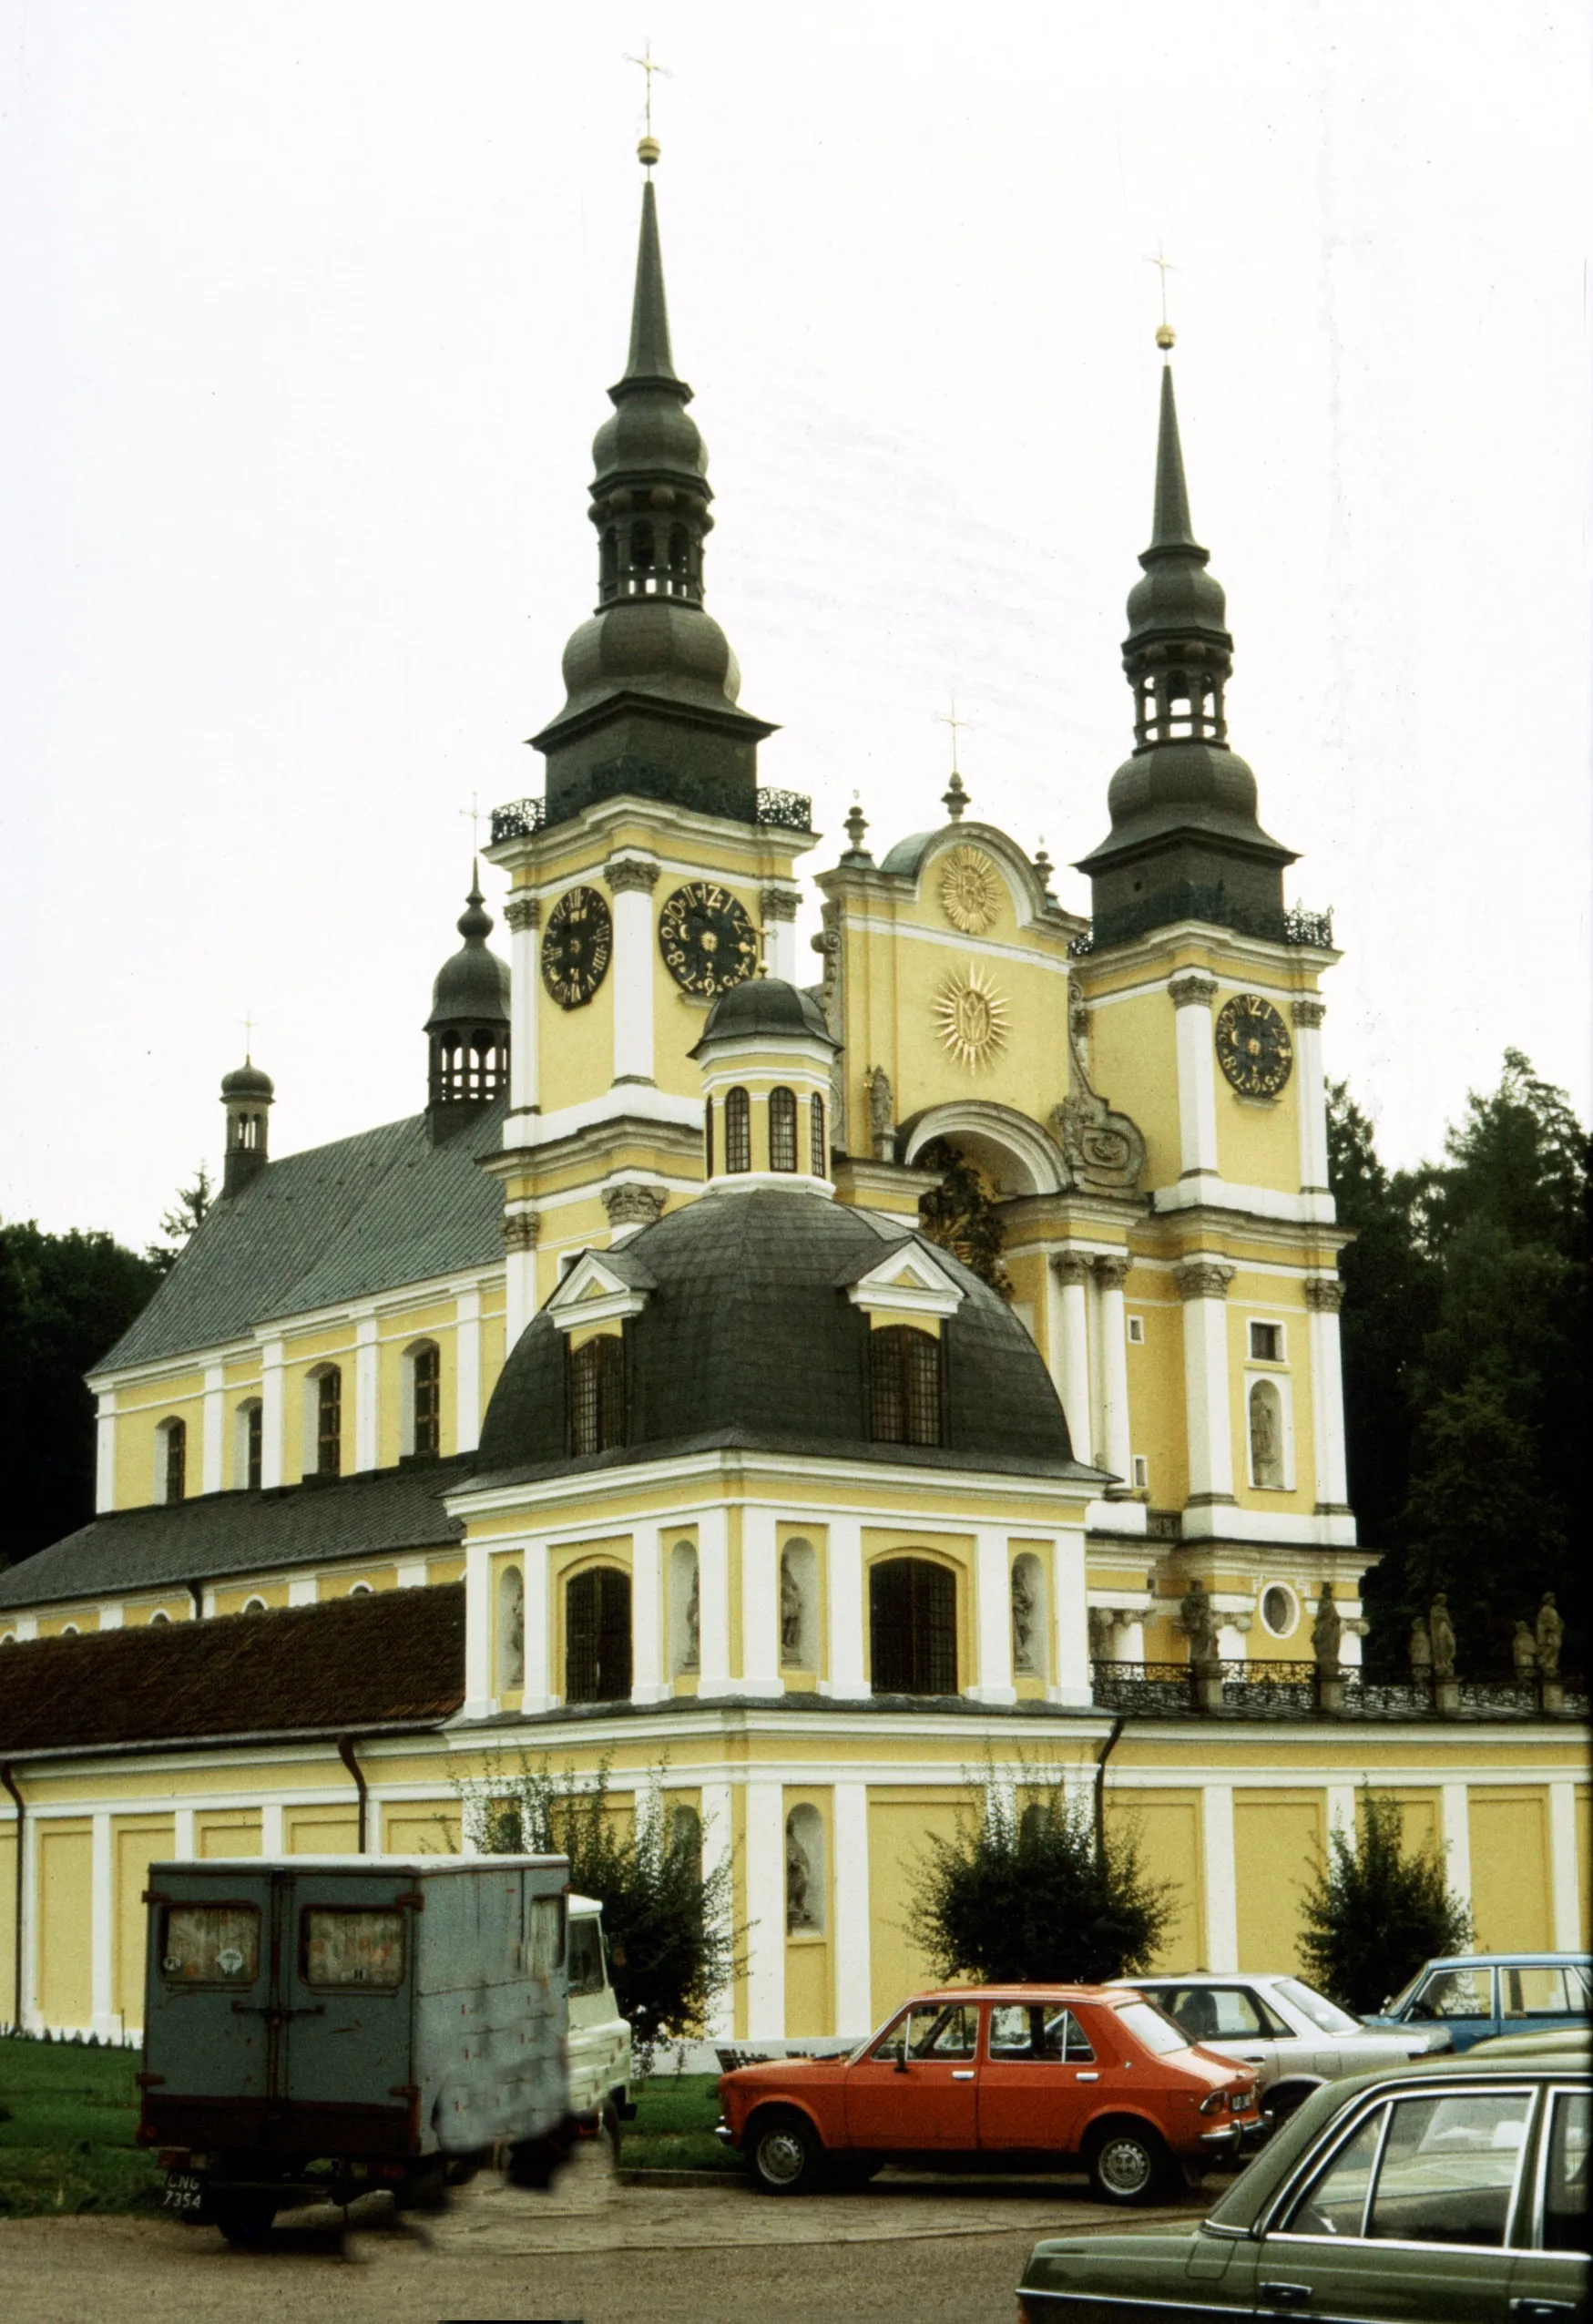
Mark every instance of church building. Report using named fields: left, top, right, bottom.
left=1, top=151, right=1585, bottom=2048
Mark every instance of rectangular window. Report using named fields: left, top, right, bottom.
left=301, top=1908, right=405, bottom=1989
left=869, top=1326, right=943, bottom=1449
left=1127, top=1315, right=1145, bottom=1344
left=526, top=1892, right=566, bottom=1983
left=1131, top=1454, right=1149, bottom=1491
left=245, top=1403, right=261, bottom=1491
left=987, top=2004, right=1095, bottom=2062
left=1249, top=1320, right=1283, bottom=1362
left=769, top=1086, right=798, bottom=1172
left=159, top=1903, right=260, bottom=1986
left=567, top=1913, right=608, bottom=1998
left=316, top=1370, right=342, bottom=1477
left=1366, top=2090, right=1532, bottom=2247
left=412, top=1345, right=441, bottom=1457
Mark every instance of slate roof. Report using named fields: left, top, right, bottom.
left=473, top=1185, right=1102, bottom=1490
left=0, top=1584, right=465, bottom=1755
left=98, top=1099, right=508, bottom=1372
left=0, top=1458, right=471, bottom=1611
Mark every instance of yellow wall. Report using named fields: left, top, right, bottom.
left=1234, top=1790, right=1324, bottom=1972
left=383, top=1804, right=463, bottom=1856
left=197, top=1811, right=261, bottom=1858
left=114, top=1816, right=176, bottom=2029
left=1469, top=1789, right=1552, bottom=1950
left=0, top=1823, right=15, bottom=2023
left=1578, top=1790, right=1591, bottom=1949
left=286, top=1809, right=360, bottom=1854
left=1116, top=1791, right=1204, bottom=1971
left=784, top=1787, right=833, bottom=2039
left=37, top=1820, right=93, bottom=2030
left=867, top=1791, right=967, bottom=2023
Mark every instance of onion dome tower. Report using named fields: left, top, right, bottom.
left=220, top=1057, right=274, bottom=1196
left=1075, top=343, right=1296, bottom=947
left=530, top=148, right=776, bottom=826
left=424, top=871, right=511, bottom=1138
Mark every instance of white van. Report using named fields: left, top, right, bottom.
left=566, top=1893, right=633, bottom=2145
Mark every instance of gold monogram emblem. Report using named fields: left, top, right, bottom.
left=937, top=846, right=1002, bottom=936
left=934, top=963, right=1009, bottom=1072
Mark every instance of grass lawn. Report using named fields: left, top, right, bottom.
left=0, top=2037, right=163, bottom=2217
left=624, top=2069, right=740, bottom=2174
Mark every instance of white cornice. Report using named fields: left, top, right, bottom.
left=1074, top=922, right=1341, bottom=992
left=839, top=915, right=1074, bottom=978
left=450, top=1447, right=1097, bottom=1523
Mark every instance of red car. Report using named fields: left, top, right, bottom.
left=716, top=1985, right=1263, bottom=2203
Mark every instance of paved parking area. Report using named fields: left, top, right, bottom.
left=0, top=2143, right=1208, bottom=2324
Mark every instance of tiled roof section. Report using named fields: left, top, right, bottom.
left=0, top=1458, right=472, bottom=1611
left=0, top=1583, right=465, bottom=1755
left=98, top=1100, right=509, bottom=1371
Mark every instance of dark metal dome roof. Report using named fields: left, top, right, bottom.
left=220, top=1060, right=274, bottom=1100
left=424, top=879, right=510, bottom=1031
left=690, top=977, right=837, bottom=1053
left=473, top=1187, right=1092, bottom=1486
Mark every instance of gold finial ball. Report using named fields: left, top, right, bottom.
left=1155, top=322, right=1176, bottom=351
left=638, top=135, right=660, bottom=167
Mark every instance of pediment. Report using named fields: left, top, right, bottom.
left=546, top=1249, right=653, bottom=1333
left=845, top=1241, right=965, bottom=1319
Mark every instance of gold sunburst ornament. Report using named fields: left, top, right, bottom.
left=937, top=845, right=1002, bottom=936
left=934, top=963, right=1009, bottom=1072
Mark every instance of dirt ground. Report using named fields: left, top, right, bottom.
left=0, top=2142, right=1207, bottom=2324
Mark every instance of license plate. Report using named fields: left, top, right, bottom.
left=162, top=2172, right=203, bottom=2213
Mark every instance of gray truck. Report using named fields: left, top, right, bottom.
left=137, top=1854, right=577, bottom=2239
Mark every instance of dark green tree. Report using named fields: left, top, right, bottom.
left=146, top=1163, right=215, bottom=1275
left=0, top=1221, right=162, bottom=1568
left=469, top=1758, right=738, bottom=2063
left=906, top=1768, right=1171, bottom=1985
left=1298, top=1790, right=1472, bottom=2015
left=917, top=1140, right=1012, bottom=1296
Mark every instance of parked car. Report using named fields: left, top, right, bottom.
left=1361, top=1950, right=1591, bottom=2052
left=1017, top=2038, right=1589, bottom=2322
left=716, top=1984, right=1262, bottom=2203
left=1124, top=1972, right=1447, bottom=2124
left=565, top=1892, right=634, bottom=2149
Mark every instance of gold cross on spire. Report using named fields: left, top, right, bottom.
left=1145, top=244, right=1179, bottom=351
left=625, top=37, right=671, bottom=138
left=240, top=1011, right=257, bottom=1062
left=938, top=696, right=973, bottom=777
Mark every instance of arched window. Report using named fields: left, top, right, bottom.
left=148, top=1609, right=170, bottom=1626
left=158, top=1418, right=187, bottom=1506
left=566, top=1566, right=632, bottom=1703
left=600, top=526, right=618, bottom=596
left=1249, top=1378, right=1285, bottom=1490
left=780, top=1538, right=818, bottom=1669
left=869, top=1556, right=957, bottom=1695
left=241, top=1596, right=266, bottom=1615
left=307, top=1367, right=342, bottom=1478
left=669, top=1803, right=702, bottom=1867
left=232, top=1398, right=262, bottom=1491
left=407, top=1341, right=442, bottom=1457
left=348, top=1581, right=373, bottom=1597
left=810, top=1093, right=826, bottom=1177
left=496, top=1563, right=525, bottom=1692
left=668, top=1540, right=700, bottom=1676
left=785, top=1804, right=826, bottom=1933
left=769, top=1087, right=798, bottom=1172
left=60, top=1623, right=79, bottom=1637
left=569, top=1335, right=626, bottom=1457
left=630, top=518, right=655, bottom=575
left=724, top=1087, right=751, bottom=1173
left=869, top=1326, right=943, bottom=1447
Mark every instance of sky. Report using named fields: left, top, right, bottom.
left=1, top=2, right=1588, bottom=1248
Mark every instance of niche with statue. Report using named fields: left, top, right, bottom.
left=779, top=1538, right=819, bottom=1672
left=669, top=1540, right=699, bottom=1678
left=785, top=1803, right=826, bottom=1935
left=1010, top=1550, right=1049, bottom=1684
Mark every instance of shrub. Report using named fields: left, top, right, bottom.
left=1299, top=1788, right=1473, bottom=2013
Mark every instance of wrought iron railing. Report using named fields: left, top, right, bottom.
left=1089, top=1660, right=1587, bottom=1720
left=489, top=771, right=812, bottom=845
left=756, top=786, right=817, bottom=832
left=1068, top=886, right=1334, bottom=957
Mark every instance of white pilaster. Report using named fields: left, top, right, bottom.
left=970, top=1529, right=1016, bottom=1704
left=90, top=1811, right=117, bottom=2039
left=832, top=1781, right=873, bottom=2040
left=504, top=1213, right=538, bottom=1354
left=94, top=1390, right=117, bottom=1513
left=1051, top=1528, right=1092, bottom=1706
left=630, top=1525, right=669, bottom=1706
left=396, top=1557, right=428, bottom=1589
left=1051, top=1254, right=1094, bottom=1465
left=97, top=1602, right=124, bottom=1632
left=760, top=888, right=801, bottom=984
left=606, top=855, right=659, bottom=1086
left=1170, top=972, right=1220, bottom=1179
left=700, top=1780, right=736, bottom=2041
left=288, top=1574, right=318, bottom=1607
left=695, top=1508, right=733, bottom=1699
left=260, top=1338, right=284, bottom=1490
left=1174, top=1260, right=1236, bottom=1504
left=454, top=1285, right=482, bottom=1454
left=463, top=1540, right=494, bottom=1719
left=173, top=1807, right=196, bottom=1862
left=823, top=1517, right=868, bottom=1699
left=740, top=1508, right=784, bottom=1700
left=17, top=1805, right=38, bottom=2029
left=1292, top=999, right=1331, bottom=1193
left=354, top=1314, right=379, bottom=1475
left=1441, top=1783, right=1473, bottom=1916
left=523, top=1537, right=553, bottom=1712
left=744, top=1779, right=787, bottom=2041
left=1094, top=1254, right=1132, bottom=1487
left=505, top=895, right=541, bottom=1117
left=1547, top=1782, right=1581, bottom=1950
left=1305, top=1279, right=1350, bottom=1509
left=200, top=1365, right=224, bottom=1497
left=1201, top=1783, right=1239, bottom=1971
left=260, top=1803, right=284, bottom=1857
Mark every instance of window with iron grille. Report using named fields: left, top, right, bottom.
left=162, top=1418, right=187, bottom=1506
left=869, top=1326, right=943, bottom=1447
left=316, top=1368, right=342, bottom=1477
left=566, top=1565, right=633, bottom=1703
left=244, top=1401, right=261, bottom=1490
left=569, top=1335, right=627, bottom=1456
left=412, top=1342, right=441, bottom=1456
left=725, top=1086, right=751, bottom=1172
left=769, top=1086, right=797, bottom=1172
left=810, top=1093, right=826, bottom=1176
left=870, top=1556, right=957, bottom=1694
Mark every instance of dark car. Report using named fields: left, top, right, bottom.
left=1017, top=2037, right=1588, bottom=2322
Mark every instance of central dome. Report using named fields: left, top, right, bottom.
left=473, top=1188, right=1089, bottom=1484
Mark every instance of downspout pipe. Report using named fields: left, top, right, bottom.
left=337, top=1733, right=369, bottom=1854
left=1, top=1762, right=24, bottom=2032
left=1094, top=1715, right=1126, bottom=1859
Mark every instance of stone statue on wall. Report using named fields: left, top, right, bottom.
left=683, top=1565, right=699, bottom=1673
left=1088, top=1606, right=1116, bottom=1664
left=1011, top=1563, right=1036, bottom=1674
left=1535, top=1592, right=1564, bottom=1681
left=1250, top=1385, right=1283, bottom=1490
left=780, top=1552, right=803, bottom=1664
left=1311, top=1582, right=1343, bottom=1674
left=785, top=1823, right=813, bottom=1931
left=1428, top=1593, right=1456, bottom=1683
left=865, top=1066, right=894, bottom=1160
left=1408, top=1614, right=1433, bottom=1682
left=1179, top=1578, right=1220, bottom=1674
left=1511, top=1621, right=1538, bottom=1680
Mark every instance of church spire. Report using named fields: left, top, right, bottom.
left=623, top=179, right=677, bottom=384
left=1149, top=363, right=1197, bottom=551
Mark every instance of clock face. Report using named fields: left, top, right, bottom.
left=1215, top=992, right=1293, bottom=1098
left=658, top=880, right=759, bottom=998
left=541, top=886, right=613, bottom=1009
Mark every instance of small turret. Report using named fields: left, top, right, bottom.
left=220, top=1057, right=273, bottom=1196
left=425, top=872, right=511, bottom=1138
left=691, top=977, right=839, bottom=1189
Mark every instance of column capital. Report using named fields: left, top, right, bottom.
left=1051, top=1250, right=1092, bottom=1288
left=604, top=853, right=660, bottom=895
left=1303, top=1274, right=1344, bottom=1312
left=1169, top=970, right=1219, bottom=1009
left=503, top=1208, right=539, bottom=1254
left=602, top=1181, right=667, bottom=1232
left=1291, top=996, right=1327, bottom=1029
left=1091, top=1252, right=1131, bottom=1290
left=1173, top=1257, right=1235, bottom=1301
left=759, top=886, right=801, bottom=922
left=503, top=894, right=541, bottom=932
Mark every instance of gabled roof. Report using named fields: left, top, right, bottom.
left=0, top=1584, right=465, bottom=1756
left=0, top=1457, right=471, bottom=1611
left=98, top=1100, right=508, bottom=1373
